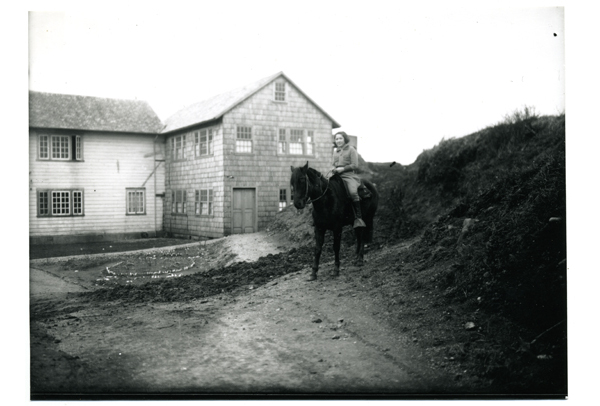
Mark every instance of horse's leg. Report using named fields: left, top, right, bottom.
left=354, top=227, right=364, bottom=266
left=309, top=227, right=326, bottom=281
left=332, top=228, right=342, bottom=277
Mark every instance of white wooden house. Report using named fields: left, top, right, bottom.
left=29, top=72, right=341, bottom=243
left=29, top=92, right=166, bottom=244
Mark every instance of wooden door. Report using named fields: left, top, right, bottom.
left=232, top=188, right=255, bottom=234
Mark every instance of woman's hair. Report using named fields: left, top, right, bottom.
left=333, top=131, right=350, bottom=146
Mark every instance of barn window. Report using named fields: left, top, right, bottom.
left=279, top=189, right=287, bottom=211
left=289, top=130, right=304, bottom=154
left=274, top=82, right=286, bottom=102
left=277, top=129, right=315, bottom=156
left=126, top=188, right=145, bottom=215
left=171, top=189, right=187, bottom=214
left=306, top=131, right=314, bottom=155
left=37, top=189, right=84, bottom=217
left=172, top=134, right=186, bottom=160
left=278, top=129, right=287, bottom=153
left=39, top=134, right=83, bottom=161
left=195, top=189, right=214, bottom=216
left=194, top=128, right=214, bottom=157
left=236, top=126, right=252, bottom=153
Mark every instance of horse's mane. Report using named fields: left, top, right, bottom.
left=305, top=167, right=346, bottom=200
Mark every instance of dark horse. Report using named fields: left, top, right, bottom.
left=290, top=162, right=379, bottom=281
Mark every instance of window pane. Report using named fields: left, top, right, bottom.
left=52, top=191, right=70, bottom=215
left=200, top=130, right=207, bottom=155
left=52, top=137, right=59, bottom=158
left=275, top=82, right=286, bottom=101
left=289, top=143, right=303, bottom=155
left=279, top=189, right=287, bottom=211
left=237, top=126, right=252, bottom=140
left=60, top=137, right=69, bottom=159
left=51, top=135, right=71, bottom=159
left=39, top=191, right=48, bottom=215
left=307, top=131, right=313, bottom=155
left=236, top=139, right=252, bottom=153
left=39, top=136, right=48, bottom=159
left=73, top=191, right=82, bottom=215
left=74, top=136, right=82, bottom=160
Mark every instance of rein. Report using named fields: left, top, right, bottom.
left=305, top=170, right=330, bottom=204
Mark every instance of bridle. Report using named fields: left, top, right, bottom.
left=301, top=169, right=331, bottom=205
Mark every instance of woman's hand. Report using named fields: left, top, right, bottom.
left=336, top=167, right=345, bottom=173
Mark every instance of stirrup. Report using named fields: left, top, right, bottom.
left=353, top=218, right=366, bottom=228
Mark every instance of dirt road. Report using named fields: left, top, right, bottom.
left=30, top=233, right=457, bottom=396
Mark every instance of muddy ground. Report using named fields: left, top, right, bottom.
left=30, top=231, right=499, bottom=399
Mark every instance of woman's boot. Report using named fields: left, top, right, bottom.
left=351, top=200, right=366, bottom=228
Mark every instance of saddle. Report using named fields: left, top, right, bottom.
left=357, top=182, right=372, bottom=200
left=332, top=172, right=372, bottom=200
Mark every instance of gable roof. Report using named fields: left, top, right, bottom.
left=162, top=72, right=341, bottom=133
left=29, top=91, right=163, bottom=134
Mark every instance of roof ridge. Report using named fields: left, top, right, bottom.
left=29, top=90, right=151, bottom=105
left=161, top=72, right=284, bottom=133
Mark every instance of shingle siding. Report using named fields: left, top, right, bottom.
left=164, top=124, right=226, bottom=239
left=220, top=78, right=334, bottom=235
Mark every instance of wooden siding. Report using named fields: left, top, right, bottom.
left=164, top=125, right=226, bottom=239
left=221, top=78, right=334, bottom=234
left=29, top=131, right=165, bottom=239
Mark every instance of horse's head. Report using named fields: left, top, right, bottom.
left=290, top=162, right=310, bottom=209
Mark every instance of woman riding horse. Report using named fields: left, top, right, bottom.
left=331, top=131, right=365, bottom=228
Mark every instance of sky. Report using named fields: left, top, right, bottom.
left=26, top=2, right=565, bottom=165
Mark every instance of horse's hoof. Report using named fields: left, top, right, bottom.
left=307, top=274, right=317, bottom=281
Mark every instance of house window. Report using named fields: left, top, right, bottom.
left=73, top=191, right=83, bottom=215
left=236, top=126, right=252, bottom=153
left=126, top=188, right=145, bottom=215
left=37, top=189, right=84, bottom=217
left=195, top=189, right=214, bottom=216
left=195, top=128, right=214, bottom=157
left=39, top=135, right=49, bottom=159
left=171, top=189, right=187, bottom=214
left=52, top=136, right=70, bottom=160
left=279, top=189, right=287, bottom=211
left=38, top=191, right=49, bottom=215
left=75, top=136, right=82, bottom=160
left=39, top=134, right=83, bottom=161
left=172, top=134, right=186, bottom=160
left=52, top=191, right=70, bottom=215
left=274, top=82, right=286, bottom=101
left=278, top=129, right=315, bottom=156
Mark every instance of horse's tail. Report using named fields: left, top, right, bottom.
left=362, top=180, right=379, bottom=244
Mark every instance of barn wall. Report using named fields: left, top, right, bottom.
left=163, top=124, right=226, bottom=239
left=29, top=130, right=165, bottom=243
left=221, top=77, right=335, bottom=234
